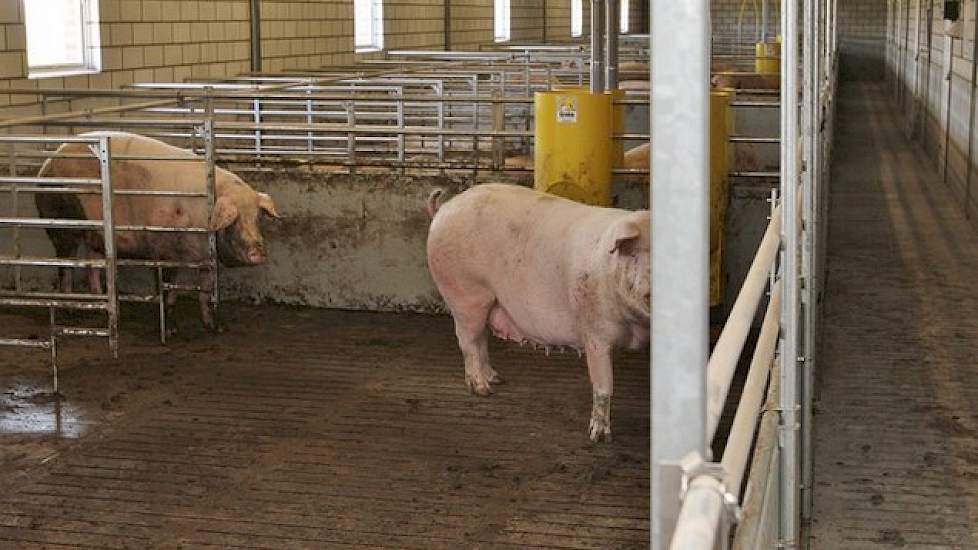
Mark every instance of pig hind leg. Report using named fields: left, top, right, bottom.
left=446, top=291, right=502, bottom=396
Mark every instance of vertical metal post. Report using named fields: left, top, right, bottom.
left=591, top=0, right=605, bottom=93
left=922, top=1, right=934, bottom=137
left=801, top=0, right=818, bottom=526
left=780, top=0, right=801, bottom=547
left=965, top=0, right=978, bottom=218
left=8, top=143, right=20, bottom=292
left=437, top=83, right=445, bottom=164
left=306, top=88, right=314, bottom=153
left=445, top=0, right=452, bottom=49
left=250, top=0, right=262, bottom=72
left=253, top=98, right=263, bottom=161
left=650, top=0, right=710, bottom=548
left=761, top=0, right=769, bottom=42
left=943, top=36, right=954, bottom=183
left=912, top=0, right=923, bottom=136
left=605, top=0, right=619, bottom=89
left=492, top=90, right=505, bottom=170
left=49, top=308, right=58, bottom=394
left=97, top=136, right=119, bottom=359
left=203, top=92, right=219, bottom=327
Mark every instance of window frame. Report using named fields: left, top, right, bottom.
left=494, top=0, right=511, bottom=43
left=24, top=0, right=102, bottom=79
left=354, top=0, right=385, bottom=53
left=571, top=0, right=583, bottom=37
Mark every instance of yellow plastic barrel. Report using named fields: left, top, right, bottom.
left=709, top=90, right=734, bottom=307
left=755, top=39, right=781, bottom=74
left=534, top=87, right=613, bottom=207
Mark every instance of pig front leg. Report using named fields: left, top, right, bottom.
left=161, top=268, right=180, bottom=338
left=198, top=270, right=224, bottom=333
left=584, top=342, right=614, bottom=442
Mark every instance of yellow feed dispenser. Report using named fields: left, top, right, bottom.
left=709, top=90, right=734, bottom=307
left=755, top=38, right=781, bottom=74
left=534, top=88, right=614, bottom=207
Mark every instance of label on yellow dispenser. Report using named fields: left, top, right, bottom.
left=556, top=96, right=578, bottom=123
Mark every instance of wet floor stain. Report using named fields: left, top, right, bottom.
left=0, top=384, right=92, bottom=438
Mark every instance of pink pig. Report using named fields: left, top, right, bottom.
left=426, top=184, right=650, bottom=442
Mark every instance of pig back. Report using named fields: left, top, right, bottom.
left=39, top=134, right=214, bottom=261
left=430, top=184, right=627, bottom=311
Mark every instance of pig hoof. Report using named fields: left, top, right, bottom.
left=488, top=369, right=504, bottom=385
left=588, top=419, right=612, bottom=443
left=465, top=374, right=494, bottom=396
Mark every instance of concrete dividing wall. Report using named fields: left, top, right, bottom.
left=885, top=0, right=978, bottom=222
left=840, top=0, right=886, bottom=81
left=221, top=169, right=460, bottom=312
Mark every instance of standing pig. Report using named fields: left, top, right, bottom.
left=35, top=131, right=281, bottom=332
left=426, top=184, right=650, bottom=442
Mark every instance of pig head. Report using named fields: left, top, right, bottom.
left=426, top=183, right=650, bottom=442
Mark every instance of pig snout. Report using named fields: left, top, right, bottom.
left=245, top=242, right=267, bottom=264
left=247, top=248, right=266, bottom=264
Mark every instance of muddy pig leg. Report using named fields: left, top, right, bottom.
left=198, top=269, right=223, bottom=333
left=449, top=293, right=498, bottom=396
left=584, top=342, right=614, bottom=442
left=160, top=268, right=180, bottom=337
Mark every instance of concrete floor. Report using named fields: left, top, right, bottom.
left=811, top=83, right=978, bottom=548
left=0, top=304, right=649, bottom=548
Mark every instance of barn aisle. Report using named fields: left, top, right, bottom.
left=811, top=82, right=978, bottom=548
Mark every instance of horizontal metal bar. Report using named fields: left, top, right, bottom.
left=0, top=289, right=107, bottom=301
left=0, top=176, right=102, bottom=186
left=707, top=203, right=782, bottom=440
left=0, top=338, right=51, bottom=349
left=0, top=256, right=106, bottom=268
left=730, top=171, right=780, bottom=178
left=731, top=101, right=781, bottom=108
left=56, top=326, right=110, bottom=337
left=0, top=297, right=108, bottom=310
left=730, top=136, right=780, bottom=144
left=117, top=258, right=211, bottom=269
left=721, top=280, right=782, bottom=495
left=0, top=217, right=103, bottom=229
left=0, top=136, right=102, bottom=144
left=1, top=186, right=208, bottom=198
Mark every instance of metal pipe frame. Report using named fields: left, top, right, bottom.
left=779, top=0, right=802, bottom=547
left=605, top=0, right=619, bottom=89
left=650, top=0, right=710, bottom=547
left=0, top=120, right=220, bottom=374
left=706, top=204, right=783, bottom=440
left=590, top=0, right=605, bottom=93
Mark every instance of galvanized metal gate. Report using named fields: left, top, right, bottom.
left=650, top=0, right=839, bottom=548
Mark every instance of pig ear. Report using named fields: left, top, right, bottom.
left=609, top=219, right=642, bottom=256
left=257, top=192, right=282, bottom=219
left=209, top=196, right=239, bottom=231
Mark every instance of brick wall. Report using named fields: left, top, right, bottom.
left=0, top=0, right=570, bottom=116
left=885, top=0, right=978, bottom=218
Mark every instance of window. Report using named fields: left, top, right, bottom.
left=354, top=0, right=384, bottom=52
left=619, top=0, right=629, bottom=33
left=23, top=0, right=101, bottom=78
left=494, top=0, right=511, bottom=42
left=571, top=0, right=583, bottom=37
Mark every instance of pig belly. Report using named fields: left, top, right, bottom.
left=487, top=300, right=579, bottom=349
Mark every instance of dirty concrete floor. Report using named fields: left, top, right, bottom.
left=811, top=83, right=978, bottom=548
left=0, top=303, right=649, bottom=548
